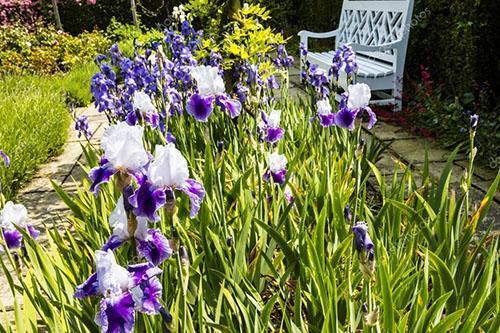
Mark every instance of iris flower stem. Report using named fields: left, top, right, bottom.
left=465, top=129, right=475, bottom=217
left=347, top=256, right=356, bottom=331
left=165, top=206, right=178, bottom=251
left=353, top=124, right=362, bottom=223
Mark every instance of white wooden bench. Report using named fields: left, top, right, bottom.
left=298, top=0, right=415, bottom=111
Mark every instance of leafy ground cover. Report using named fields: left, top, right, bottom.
left=0, top=12, right=498, bottom=333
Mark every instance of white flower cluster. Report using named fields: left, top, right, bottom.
left=172, top=5, right=191, bottom=24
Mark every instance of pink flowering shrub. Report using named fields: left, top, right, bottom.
left=0, top=0, right=42, bottom=28
left=0, top=0, right=97, bottom=29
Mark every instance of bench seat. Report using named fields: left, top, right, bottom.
left=308, top=51, right=394, bottom=78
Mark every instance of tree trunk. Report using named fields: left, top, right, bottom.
left=222, top=0, right=242, bottom=92
left=130, top=0, right=139, bottom=28
left=51, top=0, right=63, bottom=30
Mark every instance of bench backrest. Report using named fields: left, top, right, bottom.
left=336, top=0, right=414, bottom=64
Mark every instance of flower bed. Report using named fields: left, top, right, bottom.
left=1, top=9, right=499, bottom=333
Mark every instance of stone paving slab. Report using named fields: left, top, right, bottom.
left=374, top=154, right=407, bottom=176
left=413, top=162, right=466, bottom=187
left=454, top=160, right=498, bottom=182
left=367, top=122, right=419, bottom=141
left=388, top=139, right=466, bottom=163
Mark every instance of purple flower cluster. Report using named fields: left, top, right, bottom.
left=329, top=44, right=357, bottom=80
left=302, top=44, right=358, bottom=100
left=301, top=62, right=330, bottom=99
left=233, top=44, right=294, bottom=105
left=75, top=115, right=92, bottom=139
left=274, top=45, right=294, bottom=69
left=75, top=250, right=164, bottom=332
left=312, top=84, right=377, bottom=131
left=76, top=120, right=207, bottom=332
left=90, top=22, right=246, bottom=131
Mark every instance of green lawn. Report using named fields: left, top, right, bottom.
left=0, top=62, right=96, bottom=199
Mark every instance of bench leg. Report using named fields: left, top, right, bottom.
left=393, top=77, right=403, bottom=112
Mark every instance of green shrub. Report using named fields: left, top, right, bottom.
left=0, top=23, right=110, bottom=75
left=106, top=18, right=164, bottom=57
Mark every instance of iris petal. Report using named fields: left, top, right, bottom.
left=335, top=108, right=357, bottom=131
left=266, top=127, right=285, bottom=143
left=179, top=178, right=206, bottom=218
left=89, top=163, right=117, bottom=195
left=220, top=97, right=242, bottom=119
left=1, top=228, right=22, bottom=250
left=136, top=229, right=172, bottom=265
left=129, top=181, right=166, bottom=222
left=74, top=273, right=99, bottom=299
left=186, top=93, right=214, bottom=122
left=97, top=292, right=135, bottom=333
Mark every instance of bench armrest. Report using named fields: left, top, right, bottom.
left=347, top=40, right=403, bottom=52
left=297, top=29, right=339, bottom=40
left=298, top=30, right=339, bottom=70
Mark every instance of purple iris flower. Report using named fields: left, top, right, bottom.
left=132, top=91, right=160, bottom=128
left=315, top=99, right=335, bottom=127
left=130, top=144, right=205, bottom=220
left=258, top=110, right=285, bottom=143
left=299, top=42, right=308, bottom=56
left=346, top=83, right=376, bottom=129
left=1, top=201, right=39, bottom=252
left=235, top=83, right=249, bottom=103
left=330, top=44, right=358, bottom=79
left=89, top=122, right=149, bottom=194
left=188, top=65, right=242, bottom=121
left=0, top=150, right=9, bottom=167
left=267, top=76, right=279, bottom=90
left=102, top=195, right=172, bottom=266
left=274, top=44, right=294, bottom=69
left=344, top=204, right=352, bottom=222
left=352, top=221, right=374, bottom=253
left=302, top=63, right=330, bottom=99
left=470, top=114, right=479, bottom=129
left=264, top=153, right=288, bottom=185
left=216, top=95, right=242, bottom=119
left=284, top=185, right=294, bottom=204
left=75, top=250, right=163, bottom=333
left=352, top=221, right=376, bottom=278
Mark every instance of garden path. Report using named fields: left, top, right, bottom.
left=1, top=67, right=498, bottom=317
